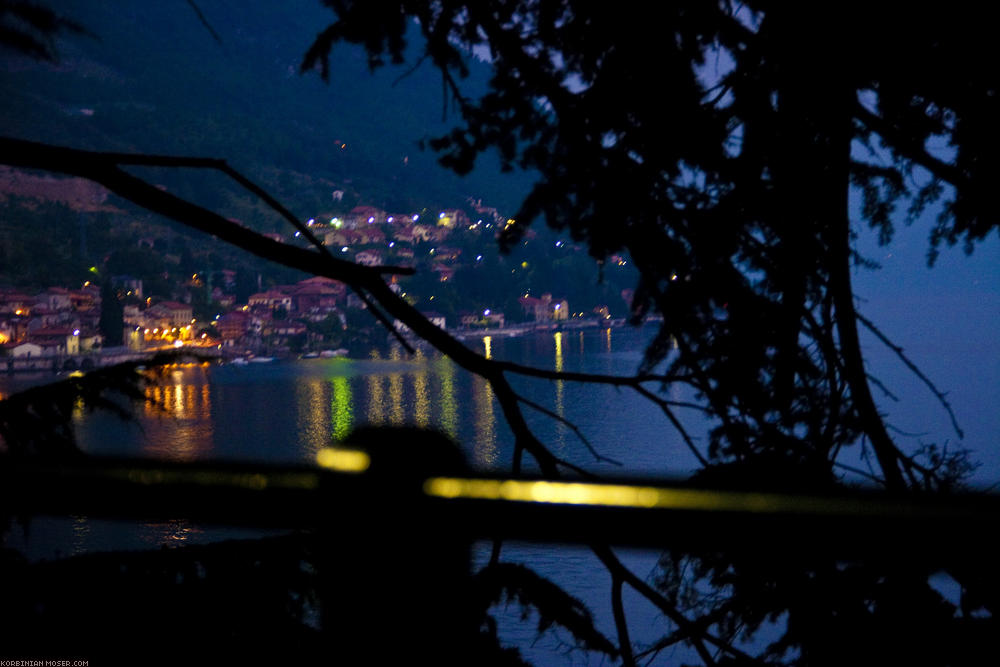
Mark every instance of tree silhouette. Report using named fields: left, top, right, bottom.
left=2, top=3, right=998, bottom=664
left=296, top=3, right=999, bottom=663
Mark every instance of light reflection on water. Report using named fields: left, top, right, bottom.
left=9, top=327, right=707, bottom=663
left=139, top=519, right=206, bottom=547
left=140, top=364, right=215, bottom=461
left=66, top=327, right=682, bottom=476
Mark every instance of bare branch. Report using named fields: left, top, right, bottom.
left=354, top=290, right=416, bottom=355
left=866, top=373, right=900, bottom=402
left=611, top=573, right=636, bottom=667
left=633, top=385, right=709, bottom=467
left=856, top=312, right=964, bottom=439
left=516, top=393, right=623, bottom=467
left=184, top=0, right=223, bottom=46
left=591, top=545, right=763, bottom=666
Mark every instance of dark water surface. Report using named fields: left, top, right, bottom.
left=6, top=326, right=696, bottom=665
left=2, top=320, right=996, bottom=665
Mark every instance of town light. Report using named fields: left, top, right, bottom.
left=368, top=217, right=375, bottom=223
left=412, top=214, right=419, bottom=221
left=341, top=246, right=349, bottom=252
left=483, top=309, right=491, bottom=317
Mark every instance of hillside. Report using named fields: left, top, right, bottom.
left=0, top=1, right=533, bottom=227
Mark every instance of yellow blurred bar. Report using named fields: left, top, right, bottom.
left=423, top=477, right=958, bottom=518
left=316, top=447, right=371, bottom=473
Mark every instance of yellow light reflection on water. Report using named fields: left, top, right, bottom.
left=367, top=373, right=385, bottom=426
left=297, top=379, right=326, bottom=455
left=437, top=357, right=458, bottom=440
left=388, top=371, right=404, bottom=425
left=316, top=447, right=371, bottom=473
left=141, top=519, right=204, bottom=547
left=606, top=327, right=612, bottom=352
left=554, top=331, right=563, bottom=371
left=331, top=376, right=353, bottom=442
left=473, top=378, right=497, bottom=466
left=71, top=514, right=90, bottom=556
left=139, top=367, right=214, bottom=460
left=483, top=335, right=492, bottom=360
left=553, top=332, right=565, bottom=449
left=414, top=366, right=430, bottom=428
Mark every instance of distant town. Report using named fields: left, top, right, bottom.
left=1, top=201, right=637, bottom=371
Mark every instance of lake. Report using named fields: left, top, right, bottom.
left=5, top=326, right=702, bottom=665
left=2, top=320, right=995, bottom=665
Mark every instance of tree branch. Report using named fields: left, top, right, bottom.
left=856, top=311, right=964, bottom=439
left=853, top=101, right=967, bottom=188
left=516, top=393, right=623, bottom=467
left=611, top=573, right=636, bottom=667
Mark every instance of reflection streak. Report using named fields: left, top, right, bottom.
left=331, top=376, right=353, bottom=442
